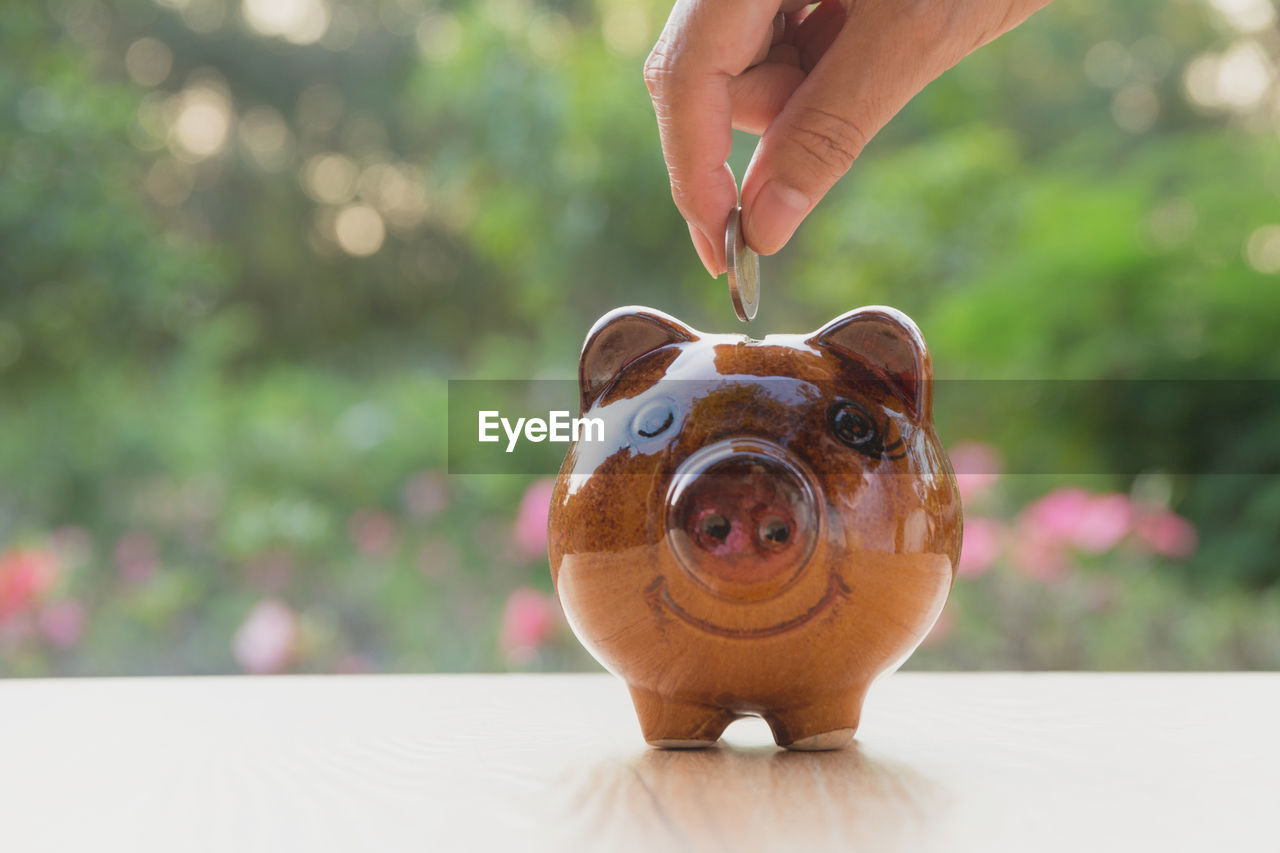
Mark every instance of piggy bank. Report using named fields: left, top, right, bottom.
left=548, top=306, right=962, bottom=750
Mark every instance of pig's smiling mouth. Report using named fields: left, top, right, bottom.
left=644, top=573, right=851, bottom=639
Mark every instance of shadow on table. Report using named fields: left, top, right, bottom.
left=553, top=740, right=944, bottom=851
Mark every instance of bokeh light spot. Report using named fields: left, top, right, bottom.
left=1184, top=40, right=1274, bottom=112
left=125, top=37, right=174, bottom=87
left=334, top=204, right=386, bottom=256
left=1245, top=225, right=1280, bottom=274
left=171, top=80, right=232, bottom=160
left=1209, top=0, right=1277, bottom=33
left=358, top=162, right=427, bottom=230
left=1216, top=40, right=1274, bottom=109
left=303, top=153, right=358, bottom=204
left=1083, top=41, right=1131, bottom=89
left=242, top=0, right=330, bottom=45
left=1111, top=84, right=1159, bottom=133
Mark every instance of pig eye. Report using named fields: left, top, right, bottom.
left=828, top=400, right=882, bottom=456
left=633, top=400, right=674, bottom=438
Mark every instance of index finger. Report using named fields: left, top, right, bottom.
left=644, top=0, right=788, bottom=276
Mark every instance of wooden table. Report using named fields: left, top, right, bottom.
left=1, top=673, right=1274, bottom=851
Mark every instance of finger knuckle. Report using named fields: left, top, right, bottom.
left=667, top=177, right=696, bottom=216
left=642, top=42, right=676, bottom=99
left=785, top=107, right=868, bottom=178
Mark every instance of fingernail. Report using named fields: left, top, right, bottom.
left=688, top=222, right=721, bottom=278
left=745, top=181, right=811, bottom=255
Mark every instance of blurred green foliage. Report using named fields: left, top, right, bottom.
left=2, top=0, right=1279, bottom=675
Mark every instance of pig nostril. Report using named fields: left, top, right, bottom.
left=759, top=517, right=790, bottom=548
left=701, top=513, right=731, bottom=542
left=665, top=442, right=819, bottom=596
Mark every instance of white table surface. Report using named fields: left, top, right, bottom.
left=1, top=673, right=1276, bottom=852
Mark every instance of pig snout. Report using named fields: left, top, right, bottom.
left=665, top=440, right=820, bottom=595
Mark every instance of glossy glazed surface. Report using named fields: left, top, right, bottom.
left=549, top=306, right=962, bottom=750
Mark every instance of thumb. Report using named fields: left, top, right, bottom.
left=741, top=6, right=966, bottom=255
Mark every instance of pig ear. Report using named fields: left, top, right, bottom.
left=579, top=306, right=696, bottom=411
left=808, top=306, right=933, bottom=420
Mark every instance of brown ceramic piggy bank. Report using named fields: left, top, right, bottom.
left=548, top=306, right=962, bottom=750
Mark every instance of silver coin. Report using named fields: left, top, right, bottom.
left=725, top=206, right=759, bottom=323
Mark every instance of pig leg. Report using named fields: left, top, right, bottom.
left=628, top=685, right=736, bottom=748
left=764, top=689, right=866, bottom=751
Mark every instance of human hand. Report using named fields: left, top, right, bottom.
left=644, top=0, right=1053, bottom=276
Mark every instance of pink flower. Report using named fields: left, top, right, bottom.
left=513, top=479, right=555, bottom=562
left=348, top=509, right=397, bottom=557
left=499, top=587, right=559, bottom=665
left=1022, top=488, right=1093, bottom=542
left=0, top=546, right=61, bottom=623
left=1135, top=509, right=1197, bottom=559
left=114, top=531, right=159, bottom=584
left=403, top=471, right=449, bottom=519
left=38, top=600, right=86, bottom=650
left=1021, top=488, right=1133, bottom=554
left=1072, top=493, right=1134, bottom=554
left=957, top=517, right=1002, bottom=578
left=232, top=599, right=299, bottom=674
left=950, top=442, right=1002, bottom=504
